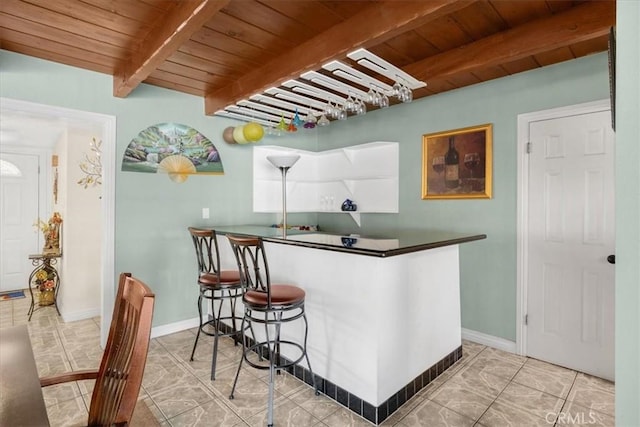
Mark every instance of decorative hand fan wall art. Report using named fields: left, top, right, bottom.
left=122, top=123, right=224, bottom=183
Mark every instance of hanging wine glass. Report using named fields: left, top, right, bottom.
left=325, top=101, right=334, bottom=118
left=331, top=101, right=341, bottom=119
left=317, top=114, right=330, bottom=126
left=355, top=98, right=366, bottom=115
left=345, top=93, right=355, bottom=112
left=406, top=88, right=413, bottom=103
left=366, top=85, right=375, bottom=104
left=371, top=87, right=381, bottom=106
left=268, top=125, right=279, bottom=136
left=392, top=79, right=402, bottom=97
left=380, top=91, right=389, bottom=108
left=397, top=82, right=406, bottom=102
left=324, top=101, right=334, bottom=117
left=405, top=79, right=415, bottom=103
left=337, top=104, right=347, bottom=121
left=402, top=83, right=413, bottom=103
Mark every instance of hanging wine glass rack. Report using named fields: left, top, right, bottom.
left=214, top=48, right=426, bottom=132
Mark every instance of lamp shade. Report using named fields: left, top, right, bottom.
left=222, top=126, right=236, bottom=144
left=233, top=126, right=249, bottom=144
left=243, top=122, right=264, bottom=142
left=266, top=154, right=300, bottom=169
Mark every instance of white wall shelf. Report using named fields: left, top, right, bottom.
left=253, top=142, right=399, bottom=226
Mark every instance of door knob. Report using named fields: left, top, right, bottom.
left=607, top=254, right=615, bottom=264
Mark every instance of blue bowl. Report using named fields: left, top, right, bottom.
left=341, top=237, right=358, bottom=247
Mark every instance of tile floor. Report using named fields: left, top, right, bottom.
left=1, top=296, right=615, bottom=427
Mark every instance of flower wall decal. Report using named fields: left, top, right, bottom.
left=78, top=137, right=102, bottom=188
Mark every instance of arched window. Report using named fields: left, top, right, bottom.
left=0, top=159, right=22, bottom=177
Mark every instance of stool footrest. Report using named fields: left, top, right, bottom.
left=199, top=316, right=242, bottom=339
left=244, top=340, right=306, bottom=371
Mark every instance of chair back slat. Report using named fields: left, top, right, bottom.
left=188, top=227, right=222, bottom=277
left=88, top=273, right=155, bottom=426
left=227, top=235, right=272, bottom=306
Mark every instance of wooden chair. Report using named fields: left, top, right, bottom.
left=39, top=272, right=155, bottom=426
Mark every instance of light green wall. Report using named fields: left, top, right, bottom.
left=615, top=1, right=640, bottom=425
left=0, top=49, right=610, bottom=340
left=0, top=50, right=316, bottom=324
left=315, top=53, right=610, bottom=341
left=2, top=9, right=638, bottom=419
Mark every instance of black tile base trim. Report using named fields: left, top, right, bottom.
left=289, top=345, right=463, bottom=425
left=215, top=321, right=462, bottom=425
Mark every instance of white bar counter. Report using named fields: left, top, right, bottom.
left=213, top=225, right=485, bottom=424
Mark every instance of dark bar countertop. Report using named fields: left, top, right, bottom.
left=213, top=225, right=486, bottom=258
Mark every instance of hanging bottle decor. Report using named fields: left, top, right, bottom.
left=287, top=115, right=298, bottom=132
left=292, top=108, right=304, bottom=128
left=303, top=112, right=317, bottom=129
left=276, top=114, right=288, bottom=132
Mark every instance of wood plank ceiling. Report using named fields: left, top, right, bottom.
left=0, top=0, right=615, bottom=123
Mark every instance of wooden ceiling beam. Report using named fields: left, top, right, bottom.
left=204, top=0, right=476, bottom=115
left=113, top=0, right=229, bottom=98
left=404, top=0, right=615, bottom=82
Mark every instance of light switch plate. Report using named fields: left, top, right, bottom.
left=202, top=208, right=210, bottom=219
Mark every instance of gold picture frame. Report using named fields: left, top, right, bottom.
left=421, top=124, right=493, bottom=199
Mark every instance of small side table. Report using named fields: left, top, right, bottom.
left=27, top=254, right=61, bottom=321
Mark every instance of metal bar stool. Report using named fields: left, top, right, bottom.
left=188, top=227, right=243, bottom=380
left=227, top=235, right=317, bottom=427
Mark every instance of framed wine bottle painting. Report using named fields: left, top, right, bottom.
left=421, top=124, right=493, bottom=199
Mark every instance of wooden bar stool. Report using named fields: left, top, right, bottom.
left=188, top=227, right=243, bottom=380
left=227, top=235, right=317, bottom=427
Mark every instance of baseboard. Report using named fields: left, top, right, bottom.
left=61, top=307, right=101, bottom=323
left=61, top=308, right=199, bottom=339
left=150, top=316, right=200, bottom=339
left=462, top=328, right=517, bottom=354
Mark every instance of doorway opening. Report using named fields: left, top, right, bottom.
left=0, top=98, right=116, bottom=347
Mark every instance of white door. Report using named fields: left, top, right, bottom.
left=0, top=153, right=41, bottom=292
left=526, top=109, right=615, bottom=380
